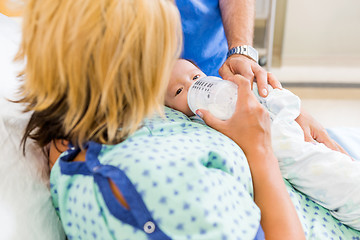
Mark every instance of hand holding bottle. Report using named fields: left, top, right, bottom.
left=195, top=74, right=305, bottom=240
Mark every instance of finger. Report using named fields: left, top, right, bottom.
left=317, top=135, right=337, bottom=151
left=314, top=130, right=352, bottom=157
left=319, top=138, right=353, bottom=159
left=230, top=75, right=254, bottom=96
left=220, top=57, right=255, bottom=88
left=196, top=109, right=223, bottom=131
left=219, top=64, right=234, bottom=81
left=224, top=64, right=254, bottom=90
left=330, top=140, right=352, bottom=158
left=267, top=72, right=283, bottom=89
left=232, top=76, right=263, bottom=113
left=303, top=130, right=317, bottom=144
left=240, top=70, right=255, bottom=89
left=305, top=129, right=353, bottom=160
left=316, top=132, right=351, bottom=156
left=313, top=128, right=337, bottom=148
left=252, top=65, right=268, bottom=97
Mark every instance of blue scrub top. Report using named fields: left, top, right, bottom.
left=176, top=0, right=228, bottom=77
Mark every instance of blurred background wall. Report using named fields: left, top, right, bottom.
left=282, top=0, right=360, bottom=67
left=273, top=0, right=360, bottom=84
left=268, top=0, right=360, bottom=127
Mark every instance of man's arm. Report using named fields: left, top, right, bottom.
left=218, top=0, right=281, bottom=97
left=218, top=2, right=346, bottom=155
left=219, top=0, right=255, bottom=48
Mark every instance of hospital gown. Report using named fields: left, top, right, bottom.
left=49, top=107, right=360, bottom=240
left=50, top=107, right=264, bottom=240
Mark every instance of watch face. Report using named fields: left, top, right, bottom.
left=249, top=49, right=255, bottom=58
left=248, top=46, right=259, bottom=62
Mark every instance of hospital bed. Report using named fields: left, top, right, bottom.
left=1, top=13, right=359, bottom=240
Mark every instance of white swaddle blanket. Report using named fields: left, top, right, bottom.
left=254, top=84, right=360, bottom=230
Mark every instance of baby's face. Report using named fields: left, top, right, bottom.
left=165, top=59, right=206, bottom=116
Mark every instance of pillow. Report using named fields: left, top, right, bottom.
left=0, top=14, right=65, bottom=240
left=0, top=14, right=22, bottom=99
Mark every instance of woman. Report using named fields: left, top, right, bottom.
left=17, top=0, right=304, bottom=239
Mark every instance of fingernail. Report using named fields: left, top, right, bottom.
left=195, top=110, right=203, bottom=119
left=262, top=88, right=268, bottom=96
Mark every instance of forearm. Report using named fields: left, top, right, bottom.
left=247, top=149, right=305, bottom=239
left=200, top=75, right=303, bottom=237
left=219, top=0, right=255, bottom=48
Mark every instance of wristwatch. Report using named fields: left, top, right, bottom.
left=226, top=45, right=259, bottom=63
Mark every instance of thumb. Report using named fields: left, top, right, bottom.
left=196, top=109, right=223, bottom=130
left=219, top=64, right=234, bottom=80
left=315, top=132, right=349, bottom=155
left=314, top=132, right=334, bottom=148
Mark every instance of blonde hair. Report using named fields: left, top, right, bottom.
left=17, top=0, right=182, bottom=148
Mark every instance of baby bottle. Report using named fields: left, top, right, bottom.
left=187, top=76, right=238, bottom=120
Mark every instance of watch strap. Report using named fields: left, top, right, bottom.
left=227, top=45, right=259, bottom=63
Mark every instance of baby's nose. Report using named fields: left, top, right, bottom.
left=185, top=80, right=193, bottom=90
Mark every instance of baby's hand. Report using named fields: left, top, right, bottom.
left=295, top=109, right=352, bottom=159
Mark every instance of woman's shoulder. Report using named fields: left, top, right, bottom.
left=101, top=107, right=235, bottom=153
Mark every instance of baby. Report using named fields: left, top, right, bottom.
left=165, top=59, right=360, bottom=230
